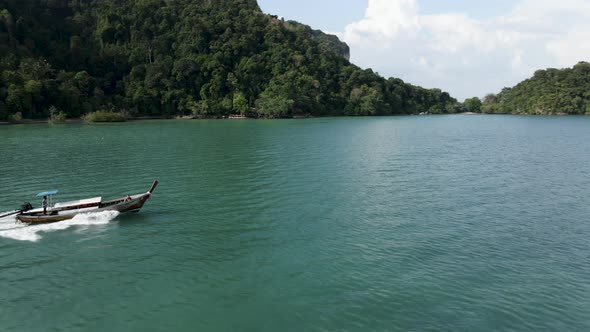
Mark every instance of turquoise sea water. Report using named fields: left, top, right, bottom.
left=1, top=115, right=589, bottom=331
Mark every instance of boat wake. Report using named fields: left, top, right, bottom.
left=0, top=210, right=120, bottom=242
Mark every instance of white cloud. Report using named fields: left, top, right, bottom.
left=340, top=0, right=590, bottom=100
left=342, top=0, right=420, bottom=48
left=546, top=29, right=590, bottom=67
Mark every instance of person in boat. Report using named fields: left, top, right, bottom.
left=42, top=196, right=48, bottom=215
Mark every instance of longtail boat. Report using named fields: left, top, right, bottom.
left=12, top=180, right=158, bottom=225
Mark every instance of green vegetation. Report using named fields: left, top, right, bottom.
left=479, top=61, right=590, bottom=115
left=283, top=20, right=350, bottom=60
left=0, top=0, right=456, bottom=120
left=83, top=111, right=126, bottom=123
left=48, top=106, right=66, bottom=124
left=463, top=97, right=482, bottom=113
left=7, top=111, right=22, bottom=123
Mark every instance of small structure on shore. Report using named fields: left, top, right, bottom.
left=228, top=114, right=247, bottom=119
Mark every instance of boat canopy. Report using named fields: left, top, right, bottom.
left=36, top=190, right=58, bottom=197
left=54, top=197, right=101, bottom=208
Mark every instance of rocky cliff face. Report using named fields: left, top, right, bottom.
left=311, top=28, right=350, bottom=60
left=281, top=20, right=350, bottom=60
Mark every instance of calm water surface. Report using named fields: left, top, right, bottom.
left=1, top=115, right=589, bottom=331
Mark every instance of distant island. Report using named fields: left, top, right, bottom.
left=464, top=61, right=590, bottom=115
left=0, top=0, right=457, bottom=122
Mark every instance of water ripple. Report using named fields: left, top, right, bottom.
left=1, top=117, right=590, bottom=330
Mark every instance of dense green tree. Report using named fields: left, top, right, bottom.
left=232, top=92, right=248, bottom=114
left=464, top=97, right=482, bottom=113
left=0, top=0, right=456, bottom=119
left=482, top=62, right=590, bottom=115
left=0, top=100, right=6, bottom=120
left=256, top=92, right=294, bottom=118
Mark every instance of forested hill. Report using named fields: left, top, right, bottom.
left=283, top=20, right=350, bottom=60
left=482, top=61, right=590, bottom=115
left=0, top=0, right=457, bottom=120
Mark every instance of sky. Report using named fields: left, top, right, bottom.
left=258, top=0, right=590, bottom=101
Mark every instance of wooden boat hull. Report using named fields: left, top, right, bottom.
left=16, top=181, right=157, bottom=225
left=16, top=213, right=74, bottom=224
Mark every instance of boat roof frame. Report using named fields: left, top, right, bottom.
left=36, top=190, right=58, bottom=197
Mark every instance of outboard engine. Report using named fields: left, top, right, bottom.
left=21, top=202, right=33, bottom=212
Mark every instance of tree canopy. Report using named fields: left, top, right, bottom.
left=480, top=62, right=590, bottom=115
left=0, top=0, right=457, bottom=120
left=463, top=97, right=482, bottom=113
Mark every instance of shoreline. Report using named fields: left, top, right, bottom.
left=0, top=112, right=586, bottom=126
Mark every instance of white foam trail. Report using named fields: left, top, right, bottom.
left=0, top=210, right=120, bottom=242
